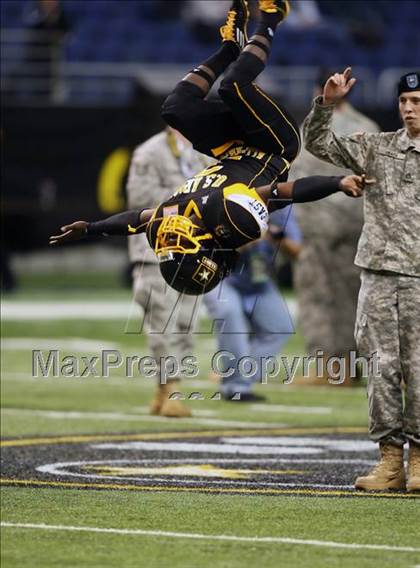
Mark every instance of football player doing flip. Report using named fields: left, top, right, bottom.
left=50, top=0, right=371, bottom=295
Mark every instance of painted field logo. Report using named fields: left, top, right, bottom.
left=1, top=429, right=418, bottom=498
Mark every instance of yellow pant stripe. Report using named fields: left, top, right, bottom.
left=253, top=84, right=301, bottom=158
left=247, top=153, right=273, bottom=188
left=233, top=82, right=285, bottom=154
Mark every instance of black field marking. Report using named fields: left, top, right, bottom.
left=1, top=429, right=418, bottom=498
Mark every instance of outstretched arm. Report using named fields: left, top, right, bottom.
left=256, top=174, right=374, bottom=212
left=49, top=208, right=154, bottom=246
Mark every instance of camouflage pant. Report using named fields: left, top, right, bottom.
left=355, top=269, right=420, bottom=446
left=132, top=263, right=198, bottom=383
left=294, top=238, right=360, bottom=356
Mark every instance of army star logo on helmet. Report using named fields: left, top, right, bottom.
left=199, top=268, right=211, bottom=281
left=192, top=259, right=217, bottom=285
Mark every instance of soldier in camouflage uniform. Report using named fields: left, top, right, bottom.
left=303, top=68, right=420, bottom=491
left=290, top=84, right=380, bottom=384
left=127, top=127, right=211, bottom=417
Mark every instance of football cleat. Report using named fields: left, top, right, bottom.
left=259, top=0, right=290, bottom=23
left=220, top=0, right=249, bottom=50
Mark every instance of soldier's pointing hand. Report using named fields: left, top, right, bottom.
left=323, top=67, right=357, bottom=105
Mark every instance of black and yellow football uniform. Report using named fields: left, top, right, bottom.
left=147, top=160, right=272, bottom=254
left=155, top=29, right=302, bottom=260
left=149, top=0, right=301, bottom=294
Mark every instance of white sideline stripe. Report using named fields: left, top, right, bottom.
left=1, top=522, right=418, bottom=553
left=250, top=404, right=332, bottom=415
left=130, top=407, right=218, bottom=417
left=1, top=408, right=283, bottom=429
left=0, top=299, right=297, bottom=321
left=0, top=373, right=155, bottom=386
left=0, top=373, right=32, bottom=381
left=1, top=338, right=119, bottom=352
left=1, top=301, right=140, bottom=321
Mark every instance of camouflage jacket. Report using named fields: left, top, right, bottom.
left=290, top=103, right=379, bottom=243
left=303, top=96, right=420, bottom=276
left=127, top=129, right=212, bottom=263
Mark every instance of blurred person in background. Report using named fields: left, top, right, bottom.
left=23, top=0, right=70, bottom=101
left=182, top=0, right=232, bottom=45
left=204, top=207, right=301, bottom=401
left=289, top=70, right=380, bottom=385
left=283, top=0, right=324, bottom=30
left=304, top=68, right=420, bottom=492
left=127, top=127, right=211, bottom=417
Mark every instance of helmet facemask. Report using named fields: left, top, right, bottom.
left=154, top=214, right=214, bottom=260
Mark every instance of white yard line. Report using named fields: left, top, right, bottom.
left=0, top=372, right=156, bottom=385
left=1, top=299, right=297, bottom=321
left=130, top=407, right=218, bottom=417
left=1, top=301, right=140, bottom=321
left=1, top=522, right=418, bottom=553
left=250, top=404, right=332, bottom=415
left=1, top=338, right=120, bottom=352
left=1, top=408, right=284, bottom=429
left=2, top=408, right=157, bottom=422
left=0, top=373, right=33, bottom=381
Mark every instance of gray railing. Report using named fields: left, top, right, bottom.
left=1, top=28, right=410, bottom=107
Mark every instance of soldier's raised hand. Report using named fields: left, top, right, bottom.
left=323, top=67, right=357, bottom=105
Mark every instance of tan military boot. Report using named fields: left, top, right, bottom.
left=354, top=443, right=406, bottom=490
left=149, top=379, right=192, bottom=418
left=407, top=443, right=420, bottom=492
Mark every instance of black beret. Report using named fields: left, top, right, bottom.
left=397, top=72, right=420, bottom=96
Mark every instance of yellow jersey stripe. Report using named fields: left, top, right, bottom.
left=211, top=140, right=238, bottom=157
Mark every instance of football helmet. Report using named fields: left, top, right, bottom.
left=150, top=214, right=237, bottom=295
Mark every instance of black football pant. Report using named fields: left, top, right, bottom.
left=161, top=52, right=300, bottom=163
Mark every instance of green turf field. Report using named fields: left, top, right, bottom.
left=1, top=275, right=419, bottom=568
